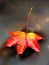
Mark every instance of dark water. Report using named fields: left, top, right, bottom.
left=0, top=0, right=49, bottom=65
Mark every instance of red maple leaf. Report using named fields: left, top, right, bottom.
left=5, top=7, right=44, bottom=55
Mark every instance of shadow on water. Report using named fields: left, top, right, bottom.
left=18, top=47, right=37, bottom=60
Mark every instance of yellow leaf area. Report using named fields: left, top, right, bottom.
left=10, top=31, right=38, bottom=40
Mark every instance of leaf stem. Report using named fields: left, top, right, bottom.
left=26, top=7, right=33, bottom=33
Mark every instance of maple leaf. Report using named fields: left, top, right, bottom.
left=5, top=7, right=44, bottom=55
